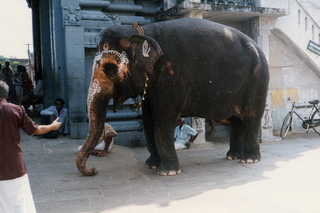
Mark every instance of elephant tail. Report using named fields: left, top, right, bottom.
left=76, top=146, right=99, bottom=176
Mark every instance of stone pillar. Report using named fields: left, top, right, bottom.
left=191, top=117, right=207, bottom=145
left=39, top=0, right=55, bottom=107
left=260, top=93, right=281, bottom=142
left=253, top=16, right=271, bottom=62
left=253, top=17, right=281, bottom=142
left=63, top=6, right=88, bottom=138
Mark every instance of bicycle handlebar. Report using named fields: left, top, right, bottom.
left=287, top=97, right=307, bottom=105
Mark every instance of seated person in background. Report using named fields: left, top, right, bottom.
left=91, top=123, right=117, bottom=157
left=40, top=98, right=69, bottom=138
left=78, top=123, right=117, bottom=157
left=174, top=117, right=198, bottom=150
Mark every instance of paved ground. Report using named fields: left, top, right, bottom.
left=21, top=129, right=320, bottom=213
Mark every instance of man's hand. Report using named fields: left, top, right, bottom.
left=51, top=117, right=62, bottom=130
left=33, top=118, right=62, bottom=135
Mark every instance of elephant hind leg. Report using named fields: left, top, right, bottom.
left=227, top=116, right=261, bottom=163
left=226, top=116, right=244, bottom=160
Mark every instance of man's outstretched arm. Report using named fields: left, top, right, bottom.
left=33, top=118, right=61, bottom=135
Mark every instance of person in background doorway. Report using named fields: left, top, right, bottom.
left=17, top=65, right=33, bottom=97
left=2, top=67, right=15, bottom=103
left=2, top=61, right=13, bottom=75
left=32, top=73, right=43, bottom=100
left=0, top=80, right=61, bottom=213
left=13, top=72, right=23, bottom=105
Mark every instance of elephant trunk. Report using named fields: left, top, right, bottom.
left=76, top=135, right=100, bottom=176
left=76, top=93, right=110, bottom=176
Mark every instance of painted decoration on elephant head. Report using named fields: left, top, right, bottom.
left=87, top=79, right=101, bottom=113
left=142, top=40, right=151, bottom=58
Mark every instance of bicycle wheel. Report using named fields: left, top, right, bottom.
left=311, top=110, right=320, bottom=134
left=280, top=113, right=293, bottom=138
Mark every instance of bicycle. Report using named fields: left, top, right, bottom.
left=280, top=97, right=320, bottom=139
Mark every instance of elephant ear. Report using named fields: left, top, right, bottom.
left=130, top=35, right=163, bottom=74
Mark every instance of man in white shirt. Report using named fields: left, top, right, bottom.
left=174, top=118, right=198, bottom=150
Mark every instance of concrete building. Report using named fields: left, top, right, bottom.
left=25, top=0, right=320, bottom=145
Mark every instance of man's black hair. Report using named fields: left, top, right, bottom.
left=55, top=98, right=65, bottom=105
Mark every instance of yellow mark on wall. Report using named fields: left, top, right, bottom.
left=269, top=88, right=299, bottom=109
left=285, top=88, right=299, bottom=101
left=270, top=89, right=285, bottom=108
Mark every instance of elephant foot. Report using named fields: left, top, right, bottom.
left=227, top=151, right=260, bottom=163
left=240, top=154, right=261, bottom=163
left=226, top=156, right=239, bottom=160
left=145, top=164, right=157, bottom=170
left=157, top=169, right=181, bottom=176
left=145, top=156, right=160, bottom=170
left=226, top=150, right=242, bottom=160
left=240, top=159, right=260, bottom=163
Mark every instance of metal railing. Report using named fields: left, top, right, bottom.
left=202, top=0, right=255, bottom=6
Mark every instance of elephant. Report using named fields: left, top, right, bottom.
left=76, top=18, right=269, bottom=176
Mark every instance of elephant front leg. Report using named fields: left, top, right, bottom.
left=143, top=104, right=161, bottom=170
left=156, top=149, right=181, bottom=176
left=153, top=119, right=181, bottom=176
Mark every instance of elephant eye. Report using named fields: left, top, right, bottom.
left=102, top=63, right=118, bottom=77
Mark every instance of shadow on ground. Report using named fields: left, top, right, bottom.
left=22, top=110, right=320, bottom=212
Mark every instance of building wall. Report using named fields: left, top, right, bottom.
left=269, top=33, right=320, bottom=135
left=268, top=0, right=320, bottom=135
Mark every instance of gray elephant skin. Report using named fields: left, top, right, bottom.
left=76, top=18, right=269, bottom=176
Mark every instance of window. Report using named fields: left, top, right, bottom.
left=312, top=25, right=314, bottom=40
left=305, top=17, right=307, bottom=31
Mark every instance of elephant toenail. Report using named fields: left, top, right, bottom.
left=168, top=171, right=176, bottom=176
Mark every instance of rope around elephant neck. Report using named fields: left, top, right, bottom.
left=132, top=22, right=145, bottom=35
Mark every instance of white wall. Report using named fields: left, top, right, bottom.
left=274, top=0, right=320, bottom=68
left=269, top=34, right=320, bottom=135
left=255, top=0, right=289, bottom=10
